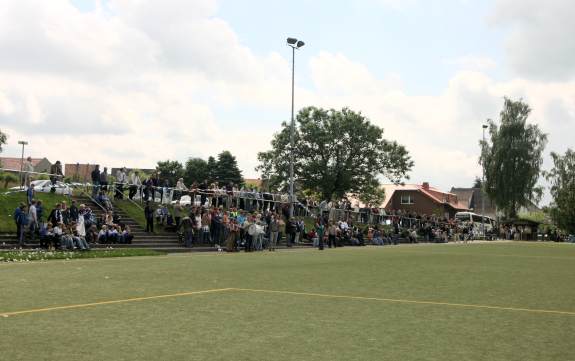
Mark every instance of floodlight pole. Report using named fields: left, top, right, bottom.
left=481, top=125, right=487, bottom=239
left=289, top=45, right=296, bottom=218
left=18, top=140, right=28, bottom=189
left=287, top=37, right=304, bottom=218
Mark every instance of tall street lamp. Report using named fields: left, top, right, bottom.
left=481, top=124, right=488, bottom=238
left=287, top=37, right=305, bottom=218
left=18, top=140, right=28, bottom=189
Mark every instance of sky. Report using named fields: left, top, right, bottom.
left=1, top=0, right=574, bottom=205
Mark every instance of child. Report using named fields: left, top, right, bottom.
left=98, top=225, right=108, bottom=244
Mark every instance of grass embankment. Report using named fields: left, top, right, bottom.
left=1, top=242, right=574, bottom=361
left=113, top=199, right=146, bottom=226
left=0, top=191, right=69, bottom=233
left=0, top=249, right=165, bottom=262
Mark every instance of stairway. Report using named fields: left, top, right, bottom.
left=74, top=195, right=186, bottom=252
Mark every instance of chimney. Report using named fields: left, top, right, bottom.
left=422, top=182, right=430, bottom=190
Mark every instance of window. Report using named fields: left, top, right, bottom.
left=400, top=194, right=414, bottom=204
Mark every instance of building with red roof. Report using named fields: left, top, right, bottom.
left=380, top=182, right=469, bottom=219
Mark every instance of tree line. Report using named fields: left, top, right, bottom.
left=156, top=150, right=244, bottom=188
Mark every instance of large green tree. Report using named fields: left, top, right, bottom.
left=544, top=149, right=575, bottom=234
left=480, top=98, right=547, bottom=219
left=214, top=151, right=244, bottom=186
left=257, top=107, right=413, bottom=201
left=184, top=157, right=209, bottom=185
left=156, top=160, right=184, bottom=187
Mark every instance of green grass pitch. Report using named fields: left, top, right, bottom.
left=1, top=242, right=574, bottom=361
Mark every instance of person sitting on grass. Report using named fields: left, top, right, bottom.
left=97, top=191, right=113, bottom=211
left=44, top=222, right=59, bottom=250
left=86, top=224, right=99, bottom=244
left=98, top=225, right=109, bottom=244
left=373, top=228, right=384, bottom=245
left=39, top=222, right=49, bottom=249
left=71, top=223, right=90, bottom=251
left=121, top=225, right=133, bottom=244
left=108, top=225, right=120, bottom=244
left=409, top=228, right=418, bottom=244
left=156, top=205, right=168, bottom=226
left=60, top=225, right=75, bottom=250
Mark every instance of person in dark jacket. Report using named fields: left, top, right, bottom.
left=91, top=165, right=100, bottom=198
left=69, top=200, right=79, bottom=223
left=48, top=203, right=62, bottom=226
left=14, top=203, right=28, bottom=247
left=285, top=218, right=297, bottom=248
left=144, top=201, right=154, bottom=233
left=179, top=216, right=194, bottom=247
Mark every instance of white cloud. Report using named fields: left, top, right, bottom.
left=444, top=55, right=497, bottom=71
left=492, top=0, right=575, bottom=80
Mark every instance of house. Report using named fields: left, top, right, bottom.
left=0, top=157, right=52, bottom=173
left=64, top=163, right=99, bottom=182
left=450, top=187, right=498, bottom=218
left=381, top=182, right=469, bottom=219
left=450, top=187, right=540, bottom=219
left=244, top=178, right=262, bottom=189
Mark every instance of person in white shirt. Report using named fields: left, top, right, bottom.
left=175, top=178, right=187, bottom=200
left=23, top=156, right=34, bottom=187
left=129, top=171, right=142, bottom=200
left=115, top=167, right=128, bottom=199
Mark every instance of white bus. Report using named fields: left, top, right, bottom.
left=455, top=212, right=496, bottom=239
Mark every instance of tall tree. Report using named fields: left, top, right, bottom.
left=156, top=160, right=184, bottom=187
left=184, top=158, right=209, bottom=185
left=472, top=177, right=482, bottom=188
left=214, top=151, right=244, bottom=186
left=544, top=149, right=575, bottom=234
left=257, top=107, right=413, bottom=201
left=480, top=97, right=547, bottom=219
left=206, top=156, right=217, bottom=184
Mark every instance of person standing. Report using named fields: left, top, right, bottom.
left=23, top=156, right=34, bottom=187
left=268, top=214, right=280, bottom=251
left=286, top=217, right=297, bottom=248
left=115, top=167, right=127, bottom=199
left=26, top=184, right=35, bottom=206
left=328, top=221, right=338, bottom=248
left=28, top=200, right=38, bottom=241
left=91, top=165, right=100, bottom=198
left=316, top=218, right=325, bottom=250
left=100, top=167, right=109, bottom=192
left=36, top=200, right=44, bottom=224
left=69, top=200, right=79, bottom=223
left=173, top=201, right=182, bottom=229
left=129, top=171, right=141, bottom=200
left=180, top=216, right=194, bottom=247
left=49, top=161, right=63, bottom=189
left=175, top=178, right=187, bottom=201
left=144, top=201, right=154, bottom=233
left=14, top=203, right=28, bottom=247
left=48, top=203, right=63, bottom=226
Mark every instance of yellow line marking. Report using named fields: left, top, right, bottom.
left=229, top=288, right=575, bottom=316
left=0, top=288, right=232, bottom=318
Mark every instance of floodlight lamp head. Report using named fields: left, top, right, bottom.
left=482, top=124, right=488, bottom=129
left=296, top=40, right=305, bottom=48
left=287, top=37, right=298, bottom=45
